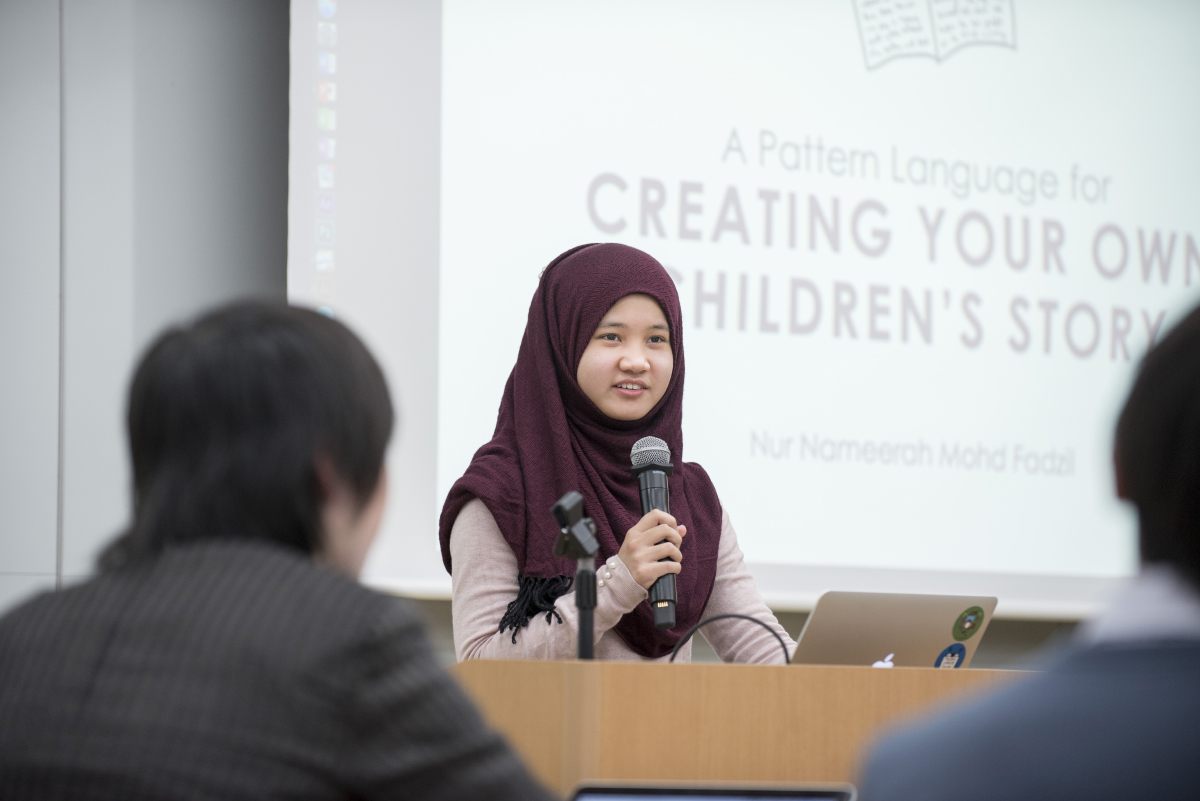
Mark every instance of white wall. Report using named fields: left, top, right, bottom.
left=0, top=0, right=289, bottom=612
left=59, top=0, right=137, bottom=584
left=0, top=0, right=63, bottom=610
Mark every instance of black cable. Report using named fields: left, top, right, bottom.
left=667, top=612, right=790, bottom=664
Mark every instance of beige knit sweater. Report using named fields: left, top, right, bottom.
left=450, top=498, right=796, bottom=664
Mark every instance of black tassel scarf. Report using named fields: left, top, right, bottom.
left=497, top=575, right=574, bottom=644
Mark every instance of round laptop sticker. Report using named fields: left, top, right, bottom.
left=935, top=643, right=967, bottom=669
left=952, top=606, right=985, bottom=641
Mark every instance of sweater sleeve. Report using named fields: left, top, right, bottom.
left=450, top=498, right=647, bottom=661
left=698, top=511, right=796, bottom=665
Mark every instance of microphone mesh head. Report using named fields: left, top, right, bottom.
left=631, top=436, right=671, bottom=467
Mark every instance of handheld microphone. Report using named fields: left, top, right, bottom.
left=630, top=436, right=676, bottom=629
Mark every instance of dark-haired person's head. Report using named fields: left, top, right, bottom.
left=1115, top=303, right=1200, bottom=588
left=100, top=302, right=394, bottom=577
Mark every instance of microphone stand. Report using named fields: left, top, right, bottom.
left=552, top=491, right=600, bottom=660
left=574, top=556, right=596, bottom=660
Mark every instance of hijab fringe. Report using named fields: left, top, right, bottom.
left=498, top=575, right=574, bottom=644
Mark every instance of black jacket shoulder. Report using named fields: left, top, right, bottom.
left=0, top=540, right=550, bottom=801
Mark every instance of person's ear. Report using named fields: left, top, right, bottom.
left=1113, top=451, right=1129, bottom=500
left=313, top=452, right=344, bottom=504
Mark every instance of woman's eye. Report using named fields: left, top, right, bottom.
left=600, top=333, right=620, bottom=342
left=649, top=335, right=668, bottom=344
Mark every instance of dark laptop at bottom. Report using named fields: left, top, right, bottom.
left=572, top=784, right=855, bottom=801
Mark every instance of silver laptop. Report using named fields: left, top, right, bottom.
left=790, top=591, right=997, bottom=669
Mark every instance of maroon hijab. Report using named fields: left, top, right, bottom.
left=438, top=243, right=723, bottom=658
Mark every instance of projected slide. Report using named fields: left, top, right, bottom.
left=289, top=0, right=1200, bottom=614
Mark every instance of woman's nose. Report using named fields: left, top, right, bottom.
left=619, top=351, right=650, bottom=372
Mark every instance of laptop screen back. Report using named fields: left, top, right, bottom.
left=791, top=591, right=998, bottom=669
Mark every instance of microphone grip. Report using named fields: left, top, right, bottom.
left=638, top=469, right=676, bottom=630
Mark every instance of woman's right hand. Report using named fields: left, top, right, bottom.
left=618, top=510, right=687, bottom=590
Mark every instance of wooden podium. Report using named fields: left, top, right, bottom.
left=451, top=660, right=1018, bottom=797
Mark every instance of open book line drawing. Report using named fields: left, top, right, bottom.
left=853, top=0, right=1017, bottom=70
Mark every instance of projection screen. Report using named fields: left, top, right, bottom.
left=288, top=0, right=1200, bottom=618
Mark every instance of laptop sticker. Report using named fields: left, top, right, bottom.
left=936, top=643, right=967, bottom=669
left=953, top=606, right=985, bottom=641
